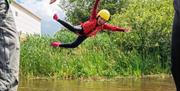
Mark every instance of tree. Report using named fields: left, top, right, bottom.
left=59, top=0, right=129, bottom=24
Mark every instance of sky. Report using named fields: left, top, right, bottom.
left=16, top=0, right=66, bottom=36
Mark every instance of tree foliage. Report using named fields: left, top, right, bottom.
left=59, top=0, right=129, bottom=24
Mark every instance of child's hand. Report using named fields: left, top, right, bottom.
left=53, top=14, right=59, bottom=21
left=124, top=29, right=130, bottom=32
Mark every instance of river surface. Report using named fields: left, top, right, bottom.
left=18, top=77, right=176, bottom=91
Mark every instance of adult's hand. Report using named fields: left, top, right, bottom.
left=49, top=0, right=56, bottom=4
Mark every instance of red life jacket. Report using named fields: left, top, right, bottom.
left=81, top=20, right=125, bottom=37
left=80, top=0, right=125, bottom=37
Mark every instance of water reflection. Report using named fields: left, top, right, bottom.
left=18, top=77, right=176, bottom=91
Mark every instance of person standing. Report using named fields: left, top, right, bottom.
left=0, top=0, right=20, bottom=91
left=172, top=0, right=180, bottom=91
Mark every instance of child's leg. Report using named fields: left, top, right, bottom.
left=59, top=36, right=87, bottom=48
left=57, top=19, right=83, bottom=34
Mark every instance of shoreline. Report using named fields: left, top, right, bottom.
left=20, top=74, right=173, bottom=81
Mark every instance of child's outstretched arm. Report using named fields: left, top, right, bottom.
left=103, top=24, right=129, bottom=32
left=90, top=0, right=100, bottom=20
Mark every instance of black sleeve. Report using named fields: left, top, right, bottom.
left=174, top=0, right=180, bottom=14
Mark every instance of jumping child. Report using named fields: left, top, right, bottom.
left=51, top=0, right=129, bottom=48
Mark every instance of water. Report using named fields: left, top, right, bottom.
left=18, top=77, right=176, bottom=91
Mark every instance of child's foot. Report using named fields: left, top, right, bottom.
left=51, top=42, right=61, bottom=47
left=53, top=14, right=59, bottom=21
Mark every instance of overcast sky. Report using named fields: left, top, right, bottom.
left=16, top=0, right=66, bottom=36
